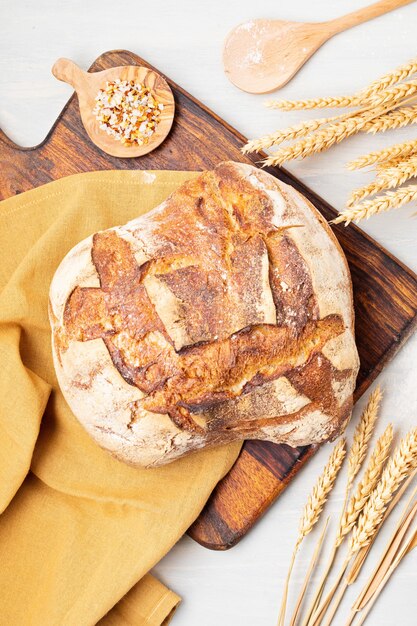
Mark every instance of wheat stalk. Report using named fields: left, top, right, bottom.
left=333, top=184, right=417, bottom=225
left=246, top=102, right=417, bottom=155
left=242, top=114, right=344, bottom=153
left=256, top=60, right=417, bottom=222
left=358, top=58, right=417, bottom=98
left=347, top=181, right=387, bottom=207
left=309, top=429, right=417, bottom=626
left=333, top=58, right=417, bottom=115
left=266, top=77, right=417, bottom=112
left=263, top=95, right=417, bottom=167
left=376, top=155, right=404, bottom=171
left=341, top=153, right=417, bottom=206
left=376, top=154, right=417, bottom=188
left=349, top=428, right=417, bottom=556
left=355, top=521, right=417, bottom=626
left=363, top=104, right=417, bottom=134
left=307, top=430, right=394, bottom=623
left=346, top=468, right=417, bottom=586
left=289, top=518, right=330, bottom=626
left=244, top=99, right=393, bottom=156
left=277, top=439, right=346, bottom=626
left=335, top=424, right=393, bottom=547
left=347, top=387, right=382, bottom=490
left=362, top=79, right=417, bottom=108
left=297, top=439, right=347, bottom=546
left=264, top=110, right=381, bottom=167
left=322, top=487, right=417, bottom=626
left=347, top=138, right=417, bottom=170
left=347, top=153, right=417, bottom=206
left=308, top=564, right=349, bottom=626
left=348, top=485, right=417, bottom=623
left=301, top=390, right=382, bottom=625
left=265, top=95, right=358, bottom=111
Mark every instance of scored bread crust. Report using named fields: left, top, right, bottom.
left=49, top=162, right=359, bottom=467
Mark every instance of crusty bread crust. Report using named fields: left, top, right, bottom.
left=49, top=162, right=359, bottom=467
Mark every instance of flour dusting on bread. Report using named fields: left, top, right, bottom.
left=50, top=162, right=359, bottom=467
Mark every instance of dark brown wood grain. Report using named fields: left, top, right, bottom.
left=1, top=50, right=416, bottom=550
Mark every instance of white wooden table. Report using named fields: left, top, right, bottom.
left=1, top=1, right=416, bottom=624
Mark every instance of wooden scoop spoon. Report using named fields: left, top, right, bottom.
left=223, top=0, right=414, bottom=94
left=52, top=58, right=175, bottom=158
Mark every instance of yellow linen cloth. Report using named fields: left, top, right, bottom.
left=0, top=170, right=241, bottom=625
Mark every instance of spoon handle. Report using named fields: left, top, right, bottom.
left=52, top=58, right=89, bottom=90
left=325, top=0, right=415, bottom=35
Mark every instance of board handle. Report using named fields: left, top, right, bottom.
left=52, top=58, right=88, bottom=90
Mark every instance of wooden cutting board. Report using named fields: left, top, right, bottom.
left=1, top=50, right=416, bottom=550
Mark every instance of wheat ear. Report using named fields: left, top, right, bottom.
left=266, top=78, right=417, bottom=112
left=333, top=184, right=417, bottom=225
left=297, top=439, right=347, bottom=545
left=265, top=95, right=357, bottom=111
left=361, top=78, right=417, bottom=108
left=376, top=155, right=405, bottom=172
left=315, top=482, right=416, bottom=626
left=301, top=390, right=382, bottom=625
left=308, top=427, right=393, bottom=625
left=347, top=387, right=382, bottom=490
left=263, top=94, right=417, bottom=167
left=349, top=428, right=417, bottom=556
left=348, top=153, right=417, bottom=205
left=277, top=439, right=346, bottom=626
left=357, top=57, right=417, bottom=98
left=309, top=429, right=417, bottom=626
left=347, top=138, right=417, bottom=170
left=309, top=428, right=417, bottom=626
left=264, top=110, right=380, bottom=167
left=363, top=104, right=417, bottom=134
left=347, top=181, right=387, bottom=207
left=346, top=468, right=417, bottom=587
left=242, top=114, right=344, bottom=153
left=376, top=154, right=417, bottom=188
left=348, top=483, right=417, bottom=623
left=335, top=424, right=393, bottom=547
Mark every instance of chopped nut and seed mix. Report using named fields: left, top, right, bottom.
left=93, top=79, right=164, bottom=146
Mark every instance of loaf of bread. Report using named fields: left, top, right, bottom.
left=49, top=162, right=359, bottom=467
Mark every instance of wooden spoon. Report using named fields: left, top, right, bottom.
left=223, top=0, right=415, bottom=94
left=52, top=58, right=175, bottom=158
